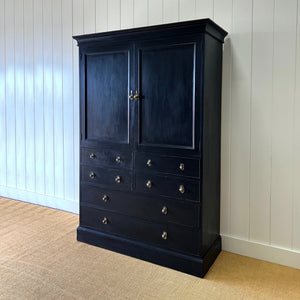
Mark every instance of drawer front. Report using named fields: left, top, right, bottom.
left=135, top=152, right=200, bottom=178
left=135, top=172, right=200, bottom=201
left=81, top=165, right=132, bottom=191
left=80, top=205, right=199, bottom=255
left=80, top=184, right=199, bottom=227
left=81, top=147, right=133, bottom=169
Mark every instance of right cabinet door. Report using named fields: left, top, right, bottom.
left=136, top=41, right=199, bottom=152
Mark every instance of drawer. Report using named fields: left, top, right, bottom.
left=81, top=165, right=132, bottom=191
left=80, top=205, right=199, bottom=255
left=81, top=147, right=132, bottom=169
left=135, top=172, right=200, bottom=201
left=135, top=152, right=200, bottom=178
left=80, top=184, right=199, bottom=228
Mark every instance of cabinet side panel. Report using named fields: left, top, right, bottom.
left=201, top=35, right=223, bottom=255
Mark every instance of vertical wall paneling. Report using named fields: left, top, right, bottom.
left=96, top=0, right=108, bottom=32
left=249, top=0, right=273, bottom=243
left=62, top=0, right=75, bottom=201
left=134, top=0, right=148, bottom=27
left=15, top=0, right=26, bottom=189
left=163, top=0, right=179, bottom=24
left=195, top=0, right=214, bottom=19
left=108, top=0, right=121, bottom=31
left=148, top=0, right=163, bottom=25
left=121, top=0, right=134, bottom=29
left=33, top=0, right=45, bottom=194
left=214, top=0, right=232, bottom=236
left=293, top=0, right=300, bottom=251
left=84, top=0, right=96, bottom=34
left=43, top=0, right=55, bottom=195
left=73, top=0, right=84, bottom=208
left=5, top=0, right=16, bottom=187
left=53, top=0, right=64, bottom=199
left=271, top=0, right=297, bottom=248
left=230, top=0, right=252, bottom=238
left=24, top=0, right=35, bottom=192
left=179, top=0, right=196, bottom=21
left=0, top=0, right=7, bottom=186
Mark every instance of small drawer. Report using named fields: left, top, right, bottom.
left=81, top=165, right=132, bottom=191
left=80, top=184, right=199, bottom=227
left=80, top=205, right=199, bottom=255
left=81, top=148, right=132, bottom=169
left=135, top=172, right=200, bottom=201
left=135, top=152, right=200, bottom=178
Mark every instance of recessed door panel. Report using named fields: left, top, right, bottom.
left=85, top=50, right=130, bottom=144
left=138, top=43, right=195, bottom=149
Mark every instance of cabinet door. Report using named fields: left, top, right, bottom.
left=80, top=45, right=134, bottom=150
left=136, top=42, right=199, bottom=152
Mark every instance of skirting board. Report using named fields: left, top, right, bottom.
left=0, top=185, right=79, bottom=214
left=222, top=234, right=300, bottom=270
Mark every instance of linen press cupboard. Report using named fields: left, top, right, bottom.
left=74, top=19, right=227, bottom=278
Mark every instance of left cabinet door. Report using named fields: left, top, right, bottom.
left=80, top=44, right=134, bottom=151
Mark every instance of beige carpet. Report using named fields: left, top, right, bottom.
left=1, top=197, right=300, bottom=300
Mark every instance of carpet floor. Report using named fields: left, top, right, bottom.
left=1, top=197, right=300, bottom=300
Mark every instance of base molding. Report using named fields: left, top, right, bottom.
left=0, top=185, right=79, bottom=214
left=77, top=226, right=221, bottom=278
left=222, top=235, right=300, bottom=270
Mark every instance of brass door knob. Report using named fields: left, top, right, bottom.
left=179, top=185, right=185, bottom=194
left=102, top=217, right=108, bottom=225
left=161, top=206, right=168, bottom=215
left=146, top=180, right=152, bottom=188
left=116, top=156, right=121, bottom=163
left=161, top=231, right=168, bottom=240
left=89, top=172, right=95, bottom=179
left=133, top=90, right=139, bottom=100
left=102, top=195, right=108, bottom=202
left=115, top=176, right=121, bottom=183
left=179, top=163, right=184, bottom=171
left=147, top=159, right=152, bottom=167
left=129, top=90, right=134, bottom=101
left=90, top=153, right=95, bottom=159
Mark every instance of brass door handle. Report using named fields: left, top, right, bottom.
left=129, top=90, right=134, bottom=101
left=133, top=90, right=139, bottom=100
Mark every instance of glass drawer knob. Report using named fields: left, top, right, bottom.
left=147, top=159, right=152, bottom=167
left=161, top=231, right=168, bottom=240
left=161, top=206, right=168, bottom=215
left=179, top=163, right=184, bottom=171
left=116, top=156, right=121, bottom=163
left=89, top=172, right=95, bottom=179
left=102, top=217, right=108, bottom=225
left=146, top=180, right=152, bottom=188
left=102, top=195, right=108, bottom=202
left=179, top=185, right=185, bottom=194
left=115, top=176, right=121, bottom=183
left=90, top=153, right=95, bottom=159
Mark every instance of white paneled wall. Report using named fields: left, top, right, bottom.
left=0, top=0, right=300, bottom=268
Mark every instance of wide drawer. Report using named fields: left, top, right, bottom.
left=81, top=147, right=133, bottom=169
left=135, top=152, right=200, bottom=178
left=135, top=172, right=200, bottom=201
left=81, top=165, right=132, bottom=191
left=80, top=184, right=199, bottom=228
left=80, top=205, right=199, bottom=255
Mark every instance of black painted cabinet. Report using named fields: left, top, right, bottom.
left=74, top=19, right=227, bottom=278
